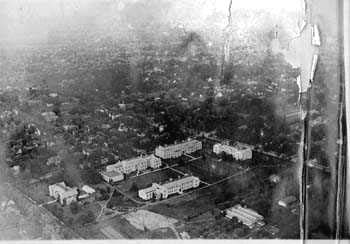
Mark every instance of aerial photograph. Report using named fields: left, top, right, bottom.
left=0, top=0, right=348, bottom=241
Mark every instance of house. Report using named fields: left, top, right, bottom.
left=213, top=141, right=252, bottom=160
left=269, top=174, right=281, bottom=183
left=46, top=155, right=62, bottom=166
left=278, top=196, right=297, bottom=208
left=138, top=176, right=200, bottom=200
left=78, top=185, right=96, bottom=201
left=11, top=165, right=20, bottom=175
left=225, top=204, right=265, bottom=229
left=82, top=185, right=96, bottom=195
left=49, top=182, right=78, bottom=205
left=41, top=111, right=58, bottom=122
left=155, top=139, right=202, bottom=159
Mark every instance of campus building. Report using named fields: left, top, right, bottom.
left=225, top=204, right=265, bottom=229
left=213, top=141, right=252, bottom=160
left=138, top=176, right=200, bottom=200
left=100, top=170, right=124, bottom=183
left=101, top=154, right=162, bottom=183
left=49, top=182, right=78, bottom=205
left=138, top=186, right=156, bottom=201
left=155, top=139, right=202, bottom=159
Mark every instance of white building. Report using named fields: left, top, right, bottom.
left=278, top=196, right=297, bottom=208
left=101, top=154, right=161, bottom=183
left=155, top=139, right=202, bottom=159
left=78, top=185, right=96, bottom=201
left=49, top=182, right=78, bottom=205
left=213, top=141, right=252, bottom=160
left=82, top=185, right=96, bottom=195
left=100, top=170, right=124, bottom=183
left=225, top=204, right=265, bottom=229
left=107, top=154, right=161, bottom=175
left=41, top=111, right=58, bottom=122
left=120, top=154, right=161, bottom=174
left=138, top=176, right=200, bottom=200
left=106, top=162, right=124, bottom=173
left=138, top=186, right=156, bottom=201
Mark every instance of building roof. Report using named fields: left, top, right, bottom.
left=82, top=185, right=95, bottom=194
left=225, top=205, right=264, bottom=227
left=50, top=182, right=78, bottom=196
left=278, top=196, right=297, bottom=206
left=157, top=139, right=201, bottom=150
left=217, top=141, right=252, bottom=150
left=51, top=182, right=70, bottom=191
left=106, top=162, right=123, bottom=170
left=157, top=176, right=199, bottom=188
left=100, top=170, right=123, bottom=178
left=139, top=186, right=156, bottom=194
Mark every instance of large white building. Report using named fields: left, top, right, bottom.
left=138, top=186, right=156, bottom=201
left=155, top=139, right=202, bottom=159
left=49, top=182, right=78, bottom=205
left=225, top=204, right=265, bottom=229
left=138, top=176, right=200, bottom=200
left=101, top=154, right=162, bottom=183
left=100, top=170, right=124, bottom=183
left=213, top=141, right=252, bottom=160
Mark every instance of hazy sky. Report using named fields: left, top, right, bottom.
left=0, top=0, right=304, bottom=45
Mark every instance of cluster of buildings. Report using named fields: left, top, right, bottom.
left=225, top=204, right=265, bottom=229
left=155, top=139, right=202, bottom=159
left=100, top=154, right=162, bottom=183
left=138, top=175, right=200, bottom=200
left=213, top=141, right=252, bottom=160
left=100, top=138, right=202, bottom=184
left=49, top=182, right=96, bottom=205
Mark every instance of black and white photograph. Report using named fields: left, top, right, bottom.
left=0, top=0, right=349, bottom=241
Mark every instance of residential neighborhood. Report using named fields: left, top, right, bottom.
left=0, top=0, right=346, bottom=241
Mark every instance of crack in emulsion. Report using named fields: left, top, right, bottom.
left=220, top=0, right=233, bottom=78
left=298, top=0, right=343, bottom=240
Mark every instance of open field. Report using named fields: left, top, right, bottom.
left=44, top=200, right=101, bottom=227
left=171, top=155, right=246, bottom=184
left=17, top=181, right=52, bottom=204
left=143, top=158, right=299, bottom=239
left=106, top=189, right=141, bottom=210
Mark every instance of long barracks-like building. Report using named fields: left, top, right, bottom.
left=155, top=139, right=202, bottom=159
left=213, top=141, right=252, bottom=160
left=101, top=154, right=162, bottom=183
left=138, top=175, right=200, bottom=200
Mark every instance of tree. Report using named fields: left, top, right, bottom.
left=81, top=169, right=103, bottom=185
left=56, top=207, right=64, bottom=219
left=96, top=188, right=109, bottom=201
left=70, top=202, right=80, bottom=215
left=129, top=182, right=139, bottom=192
left=77, top=210, right=95, bottom=225
left=7, top=124, right=41, bottom=166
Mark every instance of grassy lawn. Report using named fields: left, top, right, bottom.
left=107, top=190, right=141, bottom=210
left=17, top=180, right=52, bottom=204
left=173, top=154, right=248, bottom=184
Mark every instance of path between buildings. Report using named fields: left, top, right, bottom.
left=96, top=189, right=117, bottom=221
left=129, top=163, right=178, bottom=179
left=38, top=199, right=57, bottom=207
